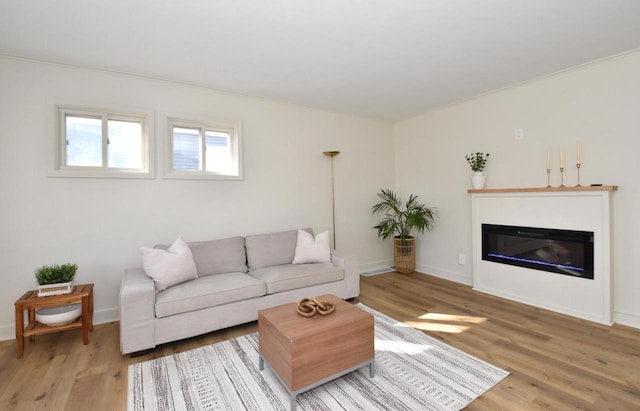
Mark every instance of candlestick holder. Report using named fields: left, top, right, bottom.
left=546, top=168, right=551, bottom=187
left=559, top=167, right=565, bottom=187
left=576, top=163, right=581, bottom=186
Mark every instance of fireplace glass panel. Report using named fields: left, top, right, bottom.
left=482, top=224, right=594, bottom=279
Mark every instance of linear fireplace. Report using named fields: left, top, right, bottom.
left=482, top=224, right=594, bottom=279
left=471, top=188, right=614, bottom=325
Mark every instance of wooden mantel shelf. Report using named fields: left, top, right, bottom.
left=468, top=185, right=617, bottom=194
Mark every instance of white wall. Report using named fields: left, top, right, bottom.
left=5, top=49, right=639, bottom=341
left=394, top=51, right=640, bottom=328
left=0, top=57, right=394, bottom=340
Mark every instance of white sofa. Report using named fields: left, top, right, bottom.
left=119, top=229, right=359, bottom=354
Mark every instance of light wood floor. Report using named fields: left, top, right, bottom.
left=1, top=272, right=639, bottom=410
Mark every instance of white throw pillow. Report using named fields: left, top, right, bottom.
left=293, top=229, right=331, bottom=264
left=140, top=236, right=198, bottom=291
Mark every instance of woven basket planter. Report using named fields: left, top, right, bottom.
left=393, top=237, right=415, bottom=274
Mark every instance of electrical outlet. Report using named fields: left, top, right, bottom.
left=458, top=253, right=466, bottom=265
left=515, top=128, right=524, bottom=140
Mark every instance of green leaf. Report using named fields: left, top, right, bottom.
left=35, top=263, right=78, bottom=285
left=371, top=189, right=438, bottom=240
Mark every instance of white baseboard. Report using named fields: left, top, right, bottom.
left=361, top=268, right=394, bottom=276
left=0, top=324, right=14, bottom=343
left=0, top=306, right=120, bottom=343
left=415, top=264, right=473, bottom=286
left=614, top=311, right=640, bottom=329
left=359, top=259, right=393, bottom=275
left=93, top=306, right=120, bottom=325
left=360, top=260, right=472, bottom=285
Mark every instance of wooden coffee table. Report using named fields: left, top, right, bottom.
left=258, top=294, right=374, bottom=410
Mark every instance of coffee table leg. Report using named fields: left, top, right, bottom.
left=290, top=394, right=296, bottom=411
left=258, top=354, right=264, bottom=371
left=369, top=360, right=375, bottom=378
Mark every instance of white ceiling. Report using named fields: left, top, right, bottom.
left=2, top=0, right=640, bottom=121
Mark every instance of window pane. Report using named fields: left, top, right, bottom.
left=173, top=127, right=201, bottom=171
left=205, top=130, right=231, bottom=173
left=66, top=116, right=102, bottom=167
left=108, top=120, right=143, bottom=169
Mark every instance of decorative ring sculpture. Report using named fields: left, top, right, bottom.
left=296, top=297, right=336, bottom=317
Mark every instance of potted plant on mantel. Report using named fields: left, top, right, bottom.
left=371, top=189, right=438, bottom=274
left=35, top=263, right=78, bottom=297
left=466, top=152, right=490, bottom=189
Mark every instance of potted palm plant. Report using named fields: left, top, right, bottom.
left=371, top=189, right=438, bottom=274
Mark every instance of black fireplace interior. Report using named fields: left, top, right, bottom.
left=482, top=224, right=594, bottom=279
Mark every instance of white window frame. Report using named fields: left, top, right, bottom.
left=165, top=117, right=243, bottom=180
left=49, top=104, right=154, bottom=179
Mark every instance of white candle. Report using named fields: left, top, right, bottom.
left=547, top=149, right=550, bottom=169
left=577, top=142, right=580, bottom=164
left=560, top=147, right=564, bottom=168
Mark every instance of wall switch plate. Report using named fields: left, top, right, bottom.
left=515, top=128, right=524, bottom=140
left=458, top=253, right=466, bottom=265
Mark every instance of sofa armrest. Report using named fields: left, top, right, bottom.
left=331, top=249, right=360, bottom=298
left=119, top=268, right=156, bottom=354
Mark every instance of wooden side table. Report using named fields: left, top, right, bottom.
left=14, top=283, right=94, bottom=358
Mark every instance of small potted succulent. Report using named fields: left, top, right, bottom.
left=465, top=152, right=490, bottom=189
left=35, top=263, right=78, bottom=297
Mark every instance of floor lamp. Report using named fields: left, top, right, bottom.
left=323, top=150, right=340, bottom=249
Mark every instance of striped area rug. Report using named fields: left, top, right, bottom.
left=129, top=304, right=508, bottom=410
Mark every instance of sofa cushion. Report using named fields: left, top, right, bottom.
left=155, top=272, right=266, bottom=318
left=249, top=263, right=344, bottom=294
left=246, top=229, right=311, bottom=270
left=140, top=236, right=198, bottom=291
left=189, top=236, right=247, bottom=276
left=293, top=229, right=331, bottom=264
